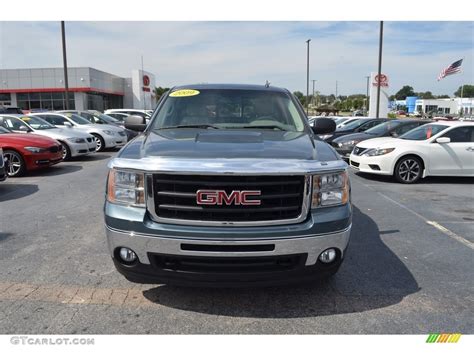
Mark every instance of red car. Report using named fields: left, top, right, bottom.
left=0, top=126, right=63, bottom=177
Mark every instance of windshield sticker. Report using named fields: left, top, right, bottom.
left=169, top=89, right=200, bottom=97
left=20, top=116, right=30, bottom=121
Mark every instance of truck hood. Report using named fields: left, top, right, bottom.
left=118, top=129, right=339, bottom=161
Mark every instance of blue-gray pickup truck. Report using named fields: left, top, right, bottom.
left=104, top=84, right=351, bottom=287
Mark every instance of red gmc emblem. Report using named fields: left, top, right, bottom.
left=196, top=190, right=261, bottom=206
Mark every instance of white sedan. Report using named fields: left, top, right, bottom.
left=349, top=121, right=474, bottom=183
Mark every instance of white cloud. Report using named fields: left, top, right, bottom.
left=0, top=21, right=472, bottom=96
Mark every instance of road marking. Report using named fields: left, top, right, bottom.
left=426, top=221, right=474, bottom=250
left=352, top=176, right=474, bottom=251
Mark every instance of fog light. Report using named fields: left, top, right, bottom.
left=119, top=247, right=137, bottom=263
left=319, top=248, right=337, bottom=263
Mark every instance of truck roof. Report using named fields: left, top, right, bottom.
left=171, top=83, right=289, bottom=93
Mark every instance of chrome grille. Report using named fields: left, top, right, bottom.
left=148, top=174, right=309, bottom=225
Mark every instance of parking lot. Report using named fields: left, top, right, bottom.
left=0, top=150, right=472, bottom=334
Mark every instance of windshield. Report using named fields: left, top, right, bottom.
left=399, top=124, right=448, bottom=140
left=65, top=113, right=91, bottom=125
left=20, top=116, right=55, bottom=130
left=151, top=89, right=306, bottom=132
left=96, top=113, right=119, bottom=124
left=0, top=126, right=11, bottom=134
left=338, top=119, right=365, bottom=131
left=334, top=118, right=348, bottom=125
left=365, top=120, right=402, bottom=135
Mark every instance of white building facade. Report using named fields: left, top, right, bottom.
left=0, top=67, right=156, bottom=111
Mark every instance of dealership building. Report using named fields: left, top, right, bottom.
left=0, top=67, right=156, bottom=111
left=394, top=97, right=473, bottom=116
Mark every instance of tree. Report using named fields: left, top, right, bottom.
left=394, top=85, right=416, bottom=100
left=293, top=91, right=306, bottom=106
left=435, top=94, right=450, bottom=99
left=454, top=85, right=474, bottom=98
left=416, top=91, right=435, bottom=99
left=153, top=86, right=170, bottom=101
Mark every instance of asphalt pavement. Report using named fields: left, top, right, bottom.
left=0, top=151, right=472, bottom=334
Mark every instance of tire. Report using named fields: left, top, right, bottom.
left=60, top=142, right=71, bottom=160
left=394, top=156, right=423, bottom=184
left=4, top=150, right=26, bottom=177
left=91, top=133, right=105, bottom=152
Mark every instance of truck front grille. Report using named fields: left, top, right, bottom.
left=151, top=174, right=306, bottom=223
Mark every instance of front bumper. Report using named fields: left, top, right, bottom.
left=24, top=151, right=63, bottom=171
left=69, top=141, right=96, bottom=157
left=349, top=153, right=394, bottom=175
left=103, top=134, right=126, bottom=148
left=105, top=202, right=352, bottom=286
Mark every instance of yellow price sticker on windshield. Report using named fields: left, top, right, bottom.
left=20, top=116, right=30, bottom=121
left=169, top=89, right=200, bottom=97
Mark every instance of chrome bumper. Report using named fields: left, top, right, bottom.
left=106, top=224, right=351, bottom=267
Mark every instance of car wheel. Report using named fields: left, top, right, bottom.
left=394, top=156, right=422, bottom=184
left=60, top=142, right=71, bottom=160
left=92, top=134, right=105, bottom=152
left=4, top=150, right=26, bottom=177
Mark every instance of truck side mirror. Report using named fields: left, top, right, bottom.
left=312, top=118, right=336, bottom=135
left=125, top=115, right=147, bottom=132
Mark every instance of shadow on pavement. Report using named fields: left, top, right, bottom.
left=142, top=206, right=420, bottom=318
left=71, top=153, right=113, bottom=162
left=0, top=184, right=38, bottom=202
left=355, top=171, right=473, bottom=185
left=25, top=165, right=82, bottom=177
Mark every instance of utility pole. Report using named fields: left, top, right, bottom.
left=335, top=80, right=338, bottom=100
left=61, top=21, right=69, bottom=110
left=376, top=21, right=384, bottom=118
left=366, top=75, right=370, bottom=114
left=141, top=55, right=146, bottom=110
left=306, top=39, right=311, bottom=115
left=312, top=79, right=316, bottom=106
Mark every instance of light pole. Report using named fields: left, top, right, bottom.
left=312, top=79, right=316, bottom=106
left=376, top=21, right=384, bottom=118
left=366, top=75, right=370, bottom=114
left=61, top=21, right=69, bottom=110
left=335, top=80, right=338, bottom=100
left=306, top=39, right=311, bottom=115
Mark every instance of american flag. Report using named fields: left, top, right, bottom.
left=437, top=59, right=463, bottom=81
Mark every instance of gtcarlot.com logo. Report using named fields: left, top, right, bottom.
left=426, top=333, right=462, bottom=343
left=10, top=336, right=95, bottom=346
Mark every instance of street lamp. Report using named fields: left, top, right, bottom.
left=376, top=21, right=384, bottom=118
left=365, top=75, right=370, bottom=114
left=61, top=21, right=69, bottom=110
left=306, top=39, right=311, bottom=115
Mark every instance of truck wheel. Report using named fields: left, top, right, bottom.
left=4, top=150, right=26, bottom=177
left=92, top=134, right=105, bottom=152
left=394, top=156, right=422, bottom=184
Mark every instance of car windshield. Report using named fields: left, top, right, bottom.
left=151, top=89, right=306, bottom=132
left=365, top=120, right=403, bottom=135
left=65, top=113, right=91, bottom=125
left=96, top=113, right=119, bottom=124
left=337, top=119, right=365, bottom=131
left=20, top=116, right=55, bottom=130
left=334, top=118, right=348, bottom=125
left=0, top=126, right=11, bottom=134
left=399, top=124, right=449, bottom=140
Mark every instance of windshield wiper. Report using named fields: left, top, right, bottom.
left=241, top=125, right=286, bottom=131
left=159, top=124, right=220, bottom=130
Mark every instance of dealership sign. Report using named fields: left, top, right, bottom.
left=142, top=75, right=150, bottom=92
left=372, top=74, right=389, bottom=87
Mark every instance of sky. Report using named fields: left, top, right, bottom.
left=0, top=21, right=472, bottom=96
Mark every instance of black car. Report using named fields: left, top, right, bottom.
left=322, top=118, right=391, bottom=143
left=331, top=119, right=431, bottom=159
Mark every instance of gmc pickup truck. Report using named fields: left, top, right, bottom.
left=104, top=84, right=352, bottom=287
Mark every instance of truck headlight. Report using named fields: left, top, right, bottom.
left=24, top=146, right=48, bottom=153
left=107, top=169, right=145, bottom=207
left=312, top=171, right=349, bottom=208
left=362, top=148, right=395, bottom=157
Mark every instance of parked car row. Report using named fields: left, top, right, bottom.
left=0, top=109, right=147, bottom=178
left=310, top=116, right=473, bottom=183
